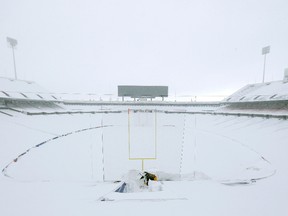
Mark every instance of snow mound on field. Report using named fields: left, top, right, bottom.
left=116, top=170, right=163, bottom=193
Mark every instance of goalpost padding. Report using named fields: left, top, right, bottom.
left=128, top=109, right=157, bottom=160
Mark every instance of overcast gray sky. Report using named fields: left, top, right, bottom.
left=1, top=0, right=288, bottom=97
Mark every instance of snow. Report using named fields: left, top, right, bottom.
left=0, top=77, right=48, bottom=94
left=0, top=77, right=59, bottom=101
left=1, top=97, right=288, bottom=215
left=224, top=80, right=288, bottom=103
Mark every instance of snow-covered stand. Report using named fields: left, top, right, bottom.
left=2, top=77, right=288, bottom=214
left=0, top=77, right=285, bottom=185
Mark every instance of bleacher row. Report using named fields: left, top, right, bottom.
left=0, top=77, right=60, bottom=101
left=0, top=78, right=62, bottom=116
left=224, top=80, right=288, bottom=103
left=1, top=77, right=288, bottom=118
left=0, top=90, right=59, bottom=101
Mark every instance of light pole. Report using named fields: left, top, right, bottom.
left=262, top=46, right=270, bottom=83
left=7, top=37, right=18, bottom=80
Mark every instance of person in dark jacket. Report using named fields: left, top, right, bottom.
left=140, top=171, right=158, bottom=186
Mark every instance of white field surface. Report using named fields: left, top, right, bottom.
left=1, top=106, right=288, bottom=215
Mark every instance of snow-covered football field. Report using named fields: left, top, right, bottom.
left=1, top=106, right=288, bottom=216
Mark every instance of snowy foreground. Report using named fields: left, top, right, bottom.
left=1, top=106, right=288, bottom=216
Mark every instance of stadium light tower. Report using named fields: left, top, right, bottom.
left=262, top=46, right=270, bottom=83
left=7, top=37, right=18, bottom=80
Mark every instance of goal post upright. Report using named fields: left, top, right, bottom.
left=128, top=109, right=157, bottom=171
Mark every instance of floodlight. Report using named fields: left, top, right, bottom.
left=261, top=45, right=271, bottom=83
left=6, top=37, right=18, bottom=79
left=262, top=46, right=270, bottom=55
left=7, top=37, right=18, bottom=47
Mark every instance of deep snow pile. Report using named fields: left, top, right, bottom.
left=116, top=170, right=162, bottom=193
